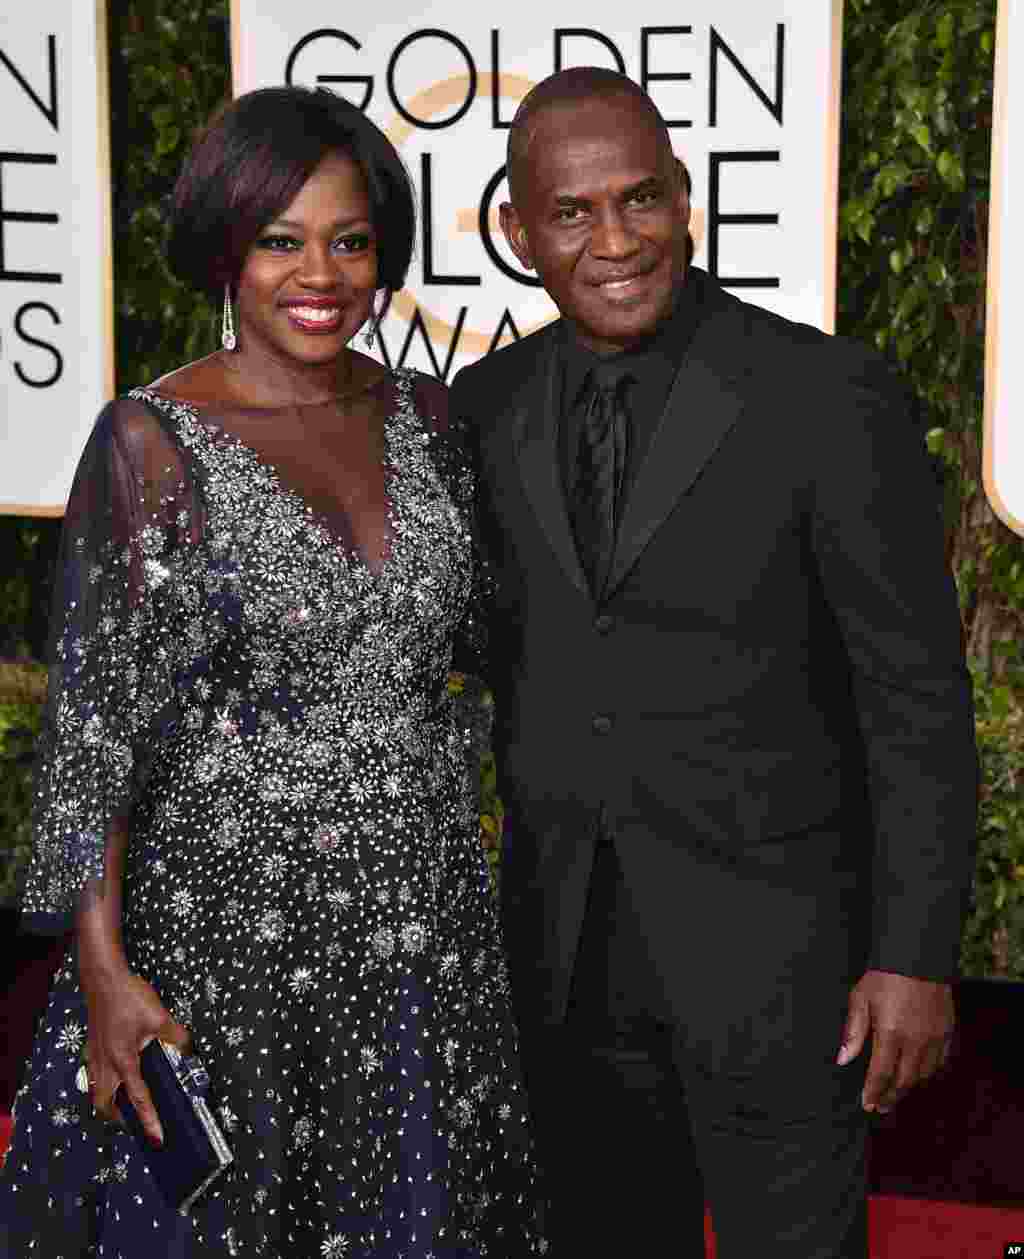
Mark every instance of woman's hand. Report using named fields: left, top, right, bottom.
left=82, top=966, right=191, bottom=1146
left=75, top=815, right=190, bottom=1145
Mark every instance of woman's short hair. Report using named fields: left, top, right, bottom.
left=168, top=86, right=415, bottom=304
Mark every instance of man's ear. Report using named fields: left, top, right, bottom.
left=499, top=202, right=534, bottom=270
left=673, top=158, right=692, bottom=227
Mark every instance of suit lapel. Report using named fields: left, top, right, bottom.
left=607, top=297, right=751, bottom=597
left=510, top=325, right=591, bottom=598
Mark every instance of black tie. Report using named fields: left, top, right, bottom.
left=571, top=362, right=632, bottom=597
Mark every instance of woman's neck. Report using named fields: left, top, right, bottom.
left=222, top=343, right=359, bottom=408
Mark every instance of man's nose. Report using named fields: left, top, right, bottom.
left=589, top=208, right=640, bottom=259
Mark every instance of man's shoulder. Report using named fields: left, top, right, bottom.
left=690, top=271, right=891, bottom=397
left=693, top=273, right=813, bottom=349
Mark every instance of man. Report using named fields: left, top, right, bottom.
left=450, top=68, right=978, bottom=1258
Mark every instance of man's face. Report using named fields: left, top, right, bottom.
left=500, top=95, right=690, bottom=356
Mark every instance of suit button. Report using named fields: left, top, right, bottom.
left=592, top=715, right=613, bottom=735
left=594, top=614, right=614, bottom=635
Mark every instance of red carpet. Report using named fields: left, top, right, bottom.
left=703, top=1199, right=1024, bottom=1257
left=0, top=1110, right=1019, bottom=1258
left=3, top=948, right=1023, bottom=1254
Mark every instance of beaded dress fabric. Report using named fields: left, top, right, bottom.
left=0, top=369, right=546, bottom=1258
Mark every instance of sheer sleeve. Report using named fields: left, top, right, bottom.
left=21, top=398, right=205, bottom=933
left=413, top=373, right=492, bottom=680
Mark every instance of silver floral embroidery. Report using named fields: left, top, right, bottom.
left=288, top=966, right=315, bottom=996
left=401, top=921, right=429, bottom=955
left=55, top=1022, right=85, bottom=1056
left=6, top=373, right=545, bottom=1256
left=292, top=1116, right=314, bottom=1150
left=321, top=1234, right=351, bottom=1258
left=371, top=926, right=396, bottom=959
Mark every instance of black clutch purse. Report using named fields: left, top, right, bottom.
left=114, top=1039, right=234, bottom=1214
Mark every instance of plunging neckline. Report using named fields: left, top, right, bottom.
left=130, top=374, right=413, bottom=579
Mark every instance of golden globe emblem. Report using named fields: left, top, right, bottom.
left=381, top=72, right=706, bottom=360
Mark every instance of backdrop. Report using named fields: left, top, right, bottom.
left=233, top=2, right=844, bottom=379
left=983, top=0, right=1024, bottom=538
left=0, top=0, right=113, bottom=516
left=4, top=4, right=1018, bottom=527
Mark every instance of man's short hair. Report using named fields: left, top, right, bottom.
left=506, top=67, right=678, bottom=203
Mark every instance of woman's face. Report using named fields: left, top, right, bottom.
left=235, top=150, right=379, bottom=368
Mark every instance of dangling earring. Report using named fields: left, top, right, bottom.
left=221, top=283, right=237, bottom=352
left=364, top=292, right=382, bottom=349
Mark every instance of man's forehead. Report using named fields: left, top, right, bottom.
left=523, top=93, right=662, bottom=147
left=521, top=101, right=672, bottom=192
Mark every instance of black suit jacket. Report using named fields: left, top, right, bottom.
left=451, top=269, right=978, bottom=1062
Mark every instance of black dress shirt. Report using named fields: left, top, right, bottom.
left=559, top=274, right=704, bottom=513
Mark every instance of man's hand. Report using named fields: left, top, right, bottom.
left=836, top=969, right=954, bottom=1113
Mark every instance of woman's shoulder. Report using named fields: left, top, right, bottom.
left=67, top=391, right=198, bottom=523
left=82, top=355, right=233, bottom=487
left=96, top=358, right=222, bottom=469
left=89, top=393, right=184, bottom=469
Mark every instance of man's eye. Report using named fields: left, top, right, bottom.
left=554, top=206, right=583, bottom=222
left=335, top=234, right=371, bottom=253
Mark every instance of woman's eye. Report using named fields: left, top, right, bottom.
left=256, top=235, right=299, bottom=252
left=554, top=206, right=582, bottom=223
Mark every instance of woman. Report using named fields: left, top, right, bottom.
left=0, top=86, right=545, bottom=1257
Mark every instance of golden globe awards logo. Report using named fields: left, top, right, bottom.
left=1, top=4, right=112, bottom=513
left=374, top=66, right=709, bottom=362
left=235, top=9, right=839, bottom=377
left=983, top=0, right=1024, bottom=538
left=380, top=65, right=549, bottom=361
left=0, top=33, right=64, bottom=391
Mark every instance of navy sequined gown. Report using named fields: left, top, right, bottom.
left=0, top=370, right=546, bottom=1257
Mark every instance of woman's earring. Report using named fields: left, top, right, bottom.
left=222, top=283, right=237, bottom=352
left=364, top=293, right=383, bottom=349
